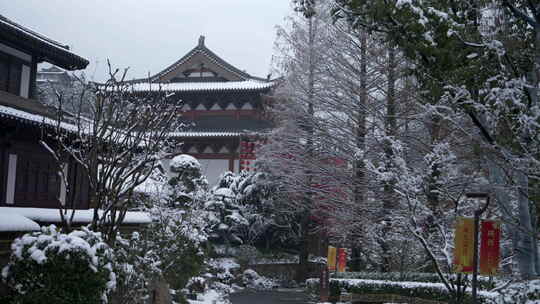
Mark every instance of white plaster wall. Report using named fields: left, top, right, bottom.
left=198, top=159, right=230, bottom=185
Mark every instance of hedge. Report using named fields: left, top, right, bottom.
left=333, top=271, right=497, bottom=290
left=306, top=278, right=498, bottom=304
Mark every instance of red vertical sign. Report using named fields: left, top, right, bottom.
left=239, top=139, right=256, bottom=171
left=337, top=248, right=347, bottom=272
left=480, top=220, right=500, bottom=276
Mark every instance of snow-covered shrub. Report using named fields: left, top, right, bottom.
left=115, top=157, right=210, bottom=303
left=333, top=271, right=497, bottom=290
left=112, top=206, right=207, bottom=304
left=1, top=225, right=115, bottom=304
left=207, top=258, right=240, bottom=286
left=495, top=279, right=540, bottom=304
left=242, top=269, right=277, bottom=290
left=306, top=278, right=498, bottom=304
left=185, top=276, right=207, bottom=296
left=167, top=154, right=209, bottom=208
left=205, top=170, right=297, bottom=251
left=111, top=232, right=158, bottom=304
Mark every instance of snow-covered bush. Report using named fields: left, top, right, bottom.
left=111, top=232, right=157, bottom=304
left=185, top=276, right=207, bottom=295
left=167, top=154, right=209, bottom=208
left=242, top=269, right=277, bottom=290
left=495, top=280, right=540, bottom=304
left=306, top=278, right=498, bottom=304
left=1, top=225, right=115, bottom=304
left=333, top=271, right=497, bottom=290
left=115, top=156, right=210, bottom=303
left=112, top=206, right=208, bottom=304
left=207, top=258, right=240, bottom=286
left=205, top=171, right=297, bottom=251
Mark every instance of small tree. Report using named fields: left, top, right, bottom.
left=167, top=154, right=209, bottom=208
left=113, top=155, right=209, bottom=303
left=42, top=62, right=183, bottom=240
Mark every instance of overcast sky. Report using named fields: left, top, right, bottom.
left=2, top=1, right=292, bottom=81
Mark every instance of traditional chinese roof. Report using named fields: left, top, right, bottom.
left=171, top=116, right=272, bottom=138
left=129, top=79, right=275, bottom=93
left=0, top=103, right=78, bottom=132
left=149, top=35, right=267, bottom=82
left=38, top=66, right=65, bottom=74
left=169, top=131, right=242, bottom=138
left=0, top=14, right=89, bottom=70
left=129, top=36, right=275, bottom=93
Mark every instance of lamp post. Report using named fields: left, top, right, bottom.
left=466, top=192, right=490, bottom=304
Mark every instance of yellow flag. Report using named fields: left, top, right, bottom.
left=327, top=246, right=337, bottom=271
left=453, top=217, right=474, bottom=273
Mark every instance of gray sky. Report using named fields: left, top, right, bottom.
left=2, top=1, right=292, bottom=81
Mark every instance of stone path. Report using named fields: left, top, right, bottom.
left=230, top=289, right=314, bottom=304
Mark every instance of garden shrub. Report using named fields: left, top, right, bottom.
left=111, top=209, right=207, bottom=304
left=496, top=279, right=540, bottom=304
left=1, top=225, right=115, bottom=304
left=333, top=271, right=497, bottom=290
left=306, top=278, right=498, bottom=304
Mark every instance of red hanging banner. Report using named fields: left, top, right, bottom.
left=479, top=220, right=501, bottom=276
left=337, top=248, right=347, bottom=272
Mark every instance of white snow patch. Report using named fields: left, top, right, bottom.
left=0, top=207, right=152, bottom=225
left=0, top=212, right=40, bottom=232
left=187, top=289, right=229, bottom=304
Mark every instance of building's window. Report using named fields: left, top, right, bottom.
left=20, top=65, right=31, bottom=98
left=8, top=61, right=21, bottom=95
left=5, top=154, right=17, bottom=205
left=0, top=52, right=30, bottom=98
left=0, top=58, right=8, bottom=91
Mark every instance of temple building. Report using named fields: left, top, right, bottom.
left=0, top=14, right=90, bottom=211
left=0, top=14, right=151, bottom=241
left=130, top=36, right=277, bottom=184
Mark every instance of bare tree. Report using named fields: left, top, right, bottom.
left=43, top=62, right=182, bottom=241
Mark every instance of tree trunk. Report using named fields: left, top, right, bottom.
left=350, top=29, right=368, bottom=272
left=380, top=43, right=397, bottom=272
left=296, top=14, right=316, bottom=283
left=296, top=211, right=311, bottom=283
left=487, top=159, right=537, bottom=279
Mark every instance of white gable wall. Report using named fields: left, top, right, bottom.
left=198, top=159, right=230, bottom=185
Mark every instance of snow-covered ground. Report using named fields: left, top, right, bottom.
left=188, top=289, right=230, bottom=304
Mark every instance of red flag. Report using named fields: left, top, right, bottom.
left=480, top=220, right=500, bottom=275
left=337, top=248, right=347, bottom=272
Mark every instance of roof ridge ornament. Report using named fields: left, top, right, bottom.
left=198, top=35, right=205, bottom=47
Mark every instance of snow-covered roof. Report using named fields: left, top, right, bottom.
left=0, top=104, right=78, bottom=132
left=0, top=14, right=88, bottom=70
left=0, top=212, right=40, bottom=232
left=0, top=207, right=152, bottom=226
left=150, top=35, right=265, bottom=82
left=169, top=131, right=241, bottom=138
left=129, top=80, right=275, bottom=93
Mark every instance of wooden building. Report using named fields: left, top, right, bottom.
left=0, top=14, right=91, bottom=213
left=130, top=36, right=276, bottom=184
left=0, top=14, right=151, bottom=240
